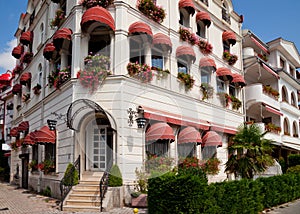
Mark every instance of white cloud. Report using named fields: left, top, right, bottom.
left=0, top=39, right=17, bottom=74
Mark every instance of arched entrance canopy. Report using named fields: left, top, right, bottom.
left=67, top=99, right=117, bottom=131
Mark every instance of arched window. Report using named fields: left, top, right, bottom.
left=284, top=118, right=290, bottom=136
left=196, top=21, right=206, bottom=38
left=88, top=28, right=111, bottom=58
left=291, top=92, right=297, bottom=107
left=179, top=9, right=190, bottom=28
left=293, top=121, right=298, bottom=137
left=38, top=64, right=43, bottom=86
left=222, top=2, right=230, bottom=24
left=40, top=23, right=44, bottom=46
left=281, top=86, right=288, bottom=102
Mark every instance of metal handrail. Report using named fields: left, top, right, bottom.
left=99, top=171, right=109, bottom=212
left=60, top=155, right=80, bottom=211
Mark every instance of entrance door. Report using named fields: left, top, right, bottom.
left=20, top=154, right=29, bottom=189
left=86, top=121, right=108, bottom=171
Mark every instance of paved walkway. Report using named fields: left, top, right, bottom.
left=0, top=182, right=147, bottom=214
left=265, top=199, right=300, bottom=214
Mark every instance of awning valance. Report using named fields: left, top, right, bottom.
left=199, top=57, right=216, bottom=70
left=261, top=63, right=279, bottom=79
left=81, top=6, right=115, bottom=32
left=128, top=22, right=153, bottom=39
left=20, top=72, right=32, bottom=85
left=231, top=73, right=246, bottom=87
left=0, top=72, right=12, bottom=85
left=222, top=31, right=236, bottom=45
left=12, top=45, right=24, bottom=59
left=263, top=103, right=283, bottom=116
left=10, top=127, right=19, bottom=137
left=12, top=84, right=22, bottom=95
left=152, top=33, right=172, bottom=52
left=53, top=28, right=73, bottom=50
left=176, top=45, right=196, bottom=63
left=146, top=122, right=175, bottom=142
left=202, top=131, right=222, bottom=147
left=4, top=152, right=11, bottom=157
left=43, top=43, right=56, bottom=61
left=178, top=0, right=195, bottom=15
left=216, top=67, right=233, bottom=81
left=35, top=126, right=56, bottom=144
left=18, top=121, right=29, bottom=132
left=196, top=11, right=211, bottom=27
left=23, top=132, right=35, bottom=145
left=178, top=127, right=202, bottom=144
left=20, top=31, right=33, bottom=46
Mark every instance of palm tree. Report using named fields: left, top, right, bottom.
left=225, top=123, right=274, bottom=179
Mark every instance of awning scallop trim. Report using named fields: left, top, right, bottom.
left=146, top=122, right=175, bottom=143
left=176, top=45, right=196, bottom=63
left=216, top=67, right=233, bottom=81
left=196, top=11, right=211, bottom=27
left=178, top=127, right=202, bottom=144
left=202, top=131, right=222, bottom=147
left=152, top=33, right=172, bottom=52
left=12, top=45, right=24, bottom=59
left=199, top=57, right=216, bottom=70
left=178, top=0, right=196, bottom=16
left=128, top=21, right=153, bottom=39
left=222, top=30, right=236, bottom=45
left=81, top=6, right=115, bottom=32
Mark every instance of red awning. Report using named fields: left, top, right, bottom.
left=20, top=31, right=33, bottom=46
left=12, top=45, right=24, bottom=59
left=20, top=72, right=32, bottom=85
left=146, top=122, right=175, bottom=142
left=81, top=6, right=115, bottom=32
left=196, top=11, right=211, bottom=27
left=23, top=132, right=36, bottom=145
left=222, top=31, right=236, bottom=45
left=35, top=126, right=56, bottom=144
left=178, top=127, right=202, bottom=144
left=261, top=63, right=279, bottom=79
left=202, top=131, right=222, bottom=147
left=216, top=67, right=233, bottom=81
left=250, top=36, right=269, bottom=54
left=263, top=103, right=283, bottom=116
left=10, top=127, right=19, bottom=137
left=0, top=72, right=12, bottom=85
left=199, top=57, right=216, bottom=70
left=53, top=28, right=73, bottom=49
left=152, top=33, right=172, bottom=52
left=231, top=73, right=246, bottom=87
left=12, top=84, right=22, bottom=95
left=178, top=0, right=195, bottom=15
left=128, top=22, right=153, bottom=39
left=43, top=43, right=56, bottom=60
left=176, top=46, right=196, bottom=63
left=18, top=121, right=29, bottom=132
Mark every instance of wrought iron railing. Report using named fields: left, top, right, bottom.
left=99, top=171, right=109, bottom=212
left=60, top=155, right=80, bottom=211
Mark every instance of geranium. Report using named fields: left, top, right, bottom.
left=13, top=65, right=23, bottom=75
left=137, top=0, right=166, bottom=23
left=127, top=62, right=153, bottom=83
left=78, top=54, right=111, bottom=93
left=178, top=27, right=198, bottom=45
left=21, top=52, right=33, bottom=64
left=198, top=39, right=213, bottom=54
left=177, top=72, right=195, bottom=90
left=79, top=0, right=114, bottom=9
left=223, top=51, right=238, bottom=65
left=48, top=66, right=71, bottom=89
left=50, top=9, right=65, bottom=28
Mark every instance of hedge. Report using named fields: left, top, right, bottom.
left=288, top=154, right=300, bottom=167
left=148, top=172, right=300, bottom=214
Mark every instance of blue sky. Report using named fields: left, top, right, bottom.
left=0, top=1, right=299, bottom=74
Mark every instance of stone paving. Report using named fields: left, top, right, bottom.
left=0, top=182, right=147, bottom=214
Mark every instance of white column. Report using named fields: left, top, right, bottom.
left=110, top=32, right=115, bottom=73
left=60, top=49, right=68, bottom=69
left=71, top=33, right=82, bottom=78
left=144, top=41, right=151, bottom=66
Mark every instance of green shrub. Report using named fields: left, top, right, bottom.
left=288, top=154, right=300, bottom=167
left=287, top=165, right=300, bottom=174
left=41, top=186, right=51, bottom=197
left=62, top=163, right=79, bottom=186
left=108, top=164, right=123, bottom=187
left=279, top=157, right=287, bottom=173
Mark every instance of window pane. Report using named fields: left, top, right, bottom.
left=201, top=69, right=210, bottom=83
left=217, top=79, right=225, bottom=93
left=178, top=62, right=187, bottom=74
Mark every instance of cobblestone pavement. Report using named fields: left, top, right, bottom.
left=0, top=182, right=147, bottom=214
left=266, top=199, right=300, bottom=214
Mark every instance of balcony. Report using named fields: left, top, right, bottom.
left=245, top=83, right=280, bottom=110
left=282, top=134, right=300, bottom=145
left=255, top=122, right=281, bottom=143
left=280, top=101, right=300, bottom=116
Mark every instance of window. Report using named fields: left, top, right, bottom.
left=229, top=82, right=236, bottom=96
left=45, top=143, right=56, bottom=168
left=177, top=60, right=188, bottom=74
left=88, top=29, right=111, bottom=57
left=217, top=78, right=225, bottom=93
left=202, top=146, right=216, bottom=159
left=40, top=23, right=44, bottom=46
left=178, top=143, right=196, bottom=158
left=196, top=22, right=206, bottom=38
left=130, top=38, right=145, bottom=64
left=284, top=118, right=290, bottom=135
left=29, top=9, right=35, bottom=26
left=31, top=144, right=39, bottom=171
left=280, top=58, right=285, bottom=68
left=281, top=86, right=288, bottom=102
left=223, top=40, right=230, bottom=52
left=290, top=66, right=295, bottom=77
left=38, top=64, right=43, bottom=86
left=60, top=0, right=67, bottom=15
left=291, top=92, right=297, bottom=107
left=179, top=9, right=190, bottom=28
left=146, top=140, right=169, bottom=157
left=201, top=67, right=211, bottom=84
left=262, top=117, right=272, bottom=125
left=151, top=48, right=164, bottom=70
left=222, top=2, right=230, bottom=24
left=293, top=121, right=298, bottom=137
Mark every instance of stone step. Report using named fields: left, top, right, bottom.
left=68, top=194, right=100, bottom=201
left=65, top=199, right=100, bottom=207
left=79, top=180, right=99, bottom=185
left=63, top=205, right=100, bottom=212
left=71, top=189, right=100, bottom=195
left=74, top=185, right=100, bottom=191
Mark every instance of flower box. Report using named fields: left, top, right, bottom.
left=263, top=85, right=279, bottom=100
left=79, top=0, right=114, bottom=9
left=223, top=51, right=238, bottom=65
left=179, top=27, right=198, bottom=45
left=177, top=72, right=195, bottom=90
left=198, top=39, right=213, bottom=55
left=50, top=9, right=65, bottom=28
left=48, top=67, right=71, bottom=89
left=137, top=0, right=166, bottom=23
left=200, top=83, right=214, bottom=100
left=127, top=62, right=153, bottom=83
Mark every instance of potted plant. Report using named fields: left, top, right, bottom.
left=32, top=84, right=42, bottom=95
left=50, top=9, right=65, bottom=28
left=28, top=160, right=38, bottom=172
left=200, top=83, right=214, bottom=100
left=178, top=27, right=198, bottom=45
left=223, top=51, right=238, bottom=65
left=78, top=54, right=111, bottom=92
left=137, top=0, right=166, bottom=23
left=127, top=62, right=153, bottom=83
left=39, top=159, right=55, bottom=174
left=198, top=39, right=213, bottom=55
left=177, top=72, right=195, bottom=90
left=79, top=0, right=114, bottom=9
left=152, top=67, right=169, bottom=80
left=21, top=52, right=33, bottom=64
left=231, top=95, right=242, bottom=110
left=48, top=66, right=71, bottom=89
left=200, top=157, right=221, bottom=175
left=13, top=65, right=23, bottom=75
left=217, top=92, right=231, bottom=107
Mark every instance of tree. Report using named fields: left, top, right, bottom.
left=225, top=123, right=274, bottom=179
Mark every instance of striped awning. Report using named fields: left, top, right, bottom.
left=178, top=127, right=202, bottom=144
left=202, top=131, right=222, bottom=147
left=146, top=122, right=175, bottom=142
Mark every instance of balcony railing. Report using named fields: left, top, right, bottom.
left=255, top=122, right=281, bottom=143
left=280, top=101, right=300, bottom=116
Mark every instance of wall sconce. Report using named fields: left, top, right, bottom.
left=127, top=106, right=147, bottom=129
left=47, top=119, right=57, bottom=131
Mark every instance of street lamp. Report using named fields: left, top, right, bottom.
left=47, top=119, right=57, bottom=131
left=127, top=106, right=147, bottom=129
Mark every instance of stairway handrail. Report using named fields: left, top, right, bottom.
left=99, top=171, right=109, bottom=212
left=60, top=155, right=80, bottom=211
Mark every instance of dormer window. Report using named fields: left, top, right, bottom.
left=178, top=0, right=195, bottom=28
left=222, top=2, right=231, bottom=24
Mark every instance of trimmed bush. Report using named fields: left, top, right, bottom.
left=288, top=154, right=300, bottom=167
left=287, top=165, right=300, bottom=174
left=63, top=163, right=79, bottom=186
left=108, top=164, right=123, bottom=187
